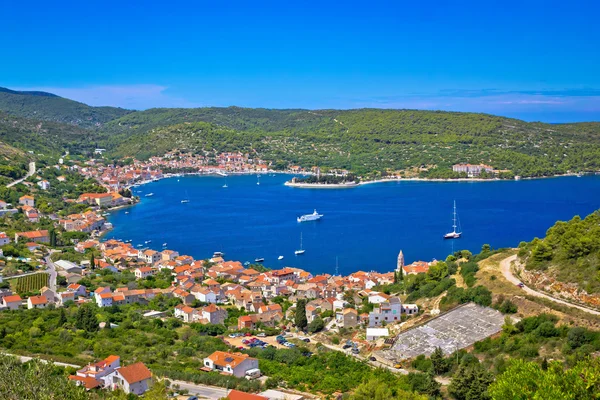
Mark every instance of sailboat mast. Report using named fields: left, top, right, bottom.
left=452, top=200, right=457, bottom=232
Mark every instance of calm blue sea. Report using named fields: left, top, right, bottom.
left=104, top=174, right=600, bottom=276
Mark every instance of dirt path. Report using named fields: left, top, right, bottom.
left=500, top=254, right=600, bottom=316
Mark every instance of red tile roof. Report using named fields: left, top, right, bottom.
left=227, top=390, right=267, bottom=400
left=117, top=362, right=152, bottom=384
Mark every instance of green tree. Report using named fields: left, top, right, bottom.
left=307, top=316, right=325, bottom=333
left=489, top=358, right=600, bottom=400
left=49, top=229, right=57, bottom=247
left=295, top=299, right=308, bottom=330
left=448, top=362, right=494, bottom=400
left=430, top=347, right=448, bottom=375
left=58, top=308, right=67, bottom=326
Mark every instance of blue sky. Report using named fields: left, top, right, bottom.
left=2, top=0, right=599, bottom=122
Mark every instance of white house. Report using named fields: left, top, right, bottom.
left=191, top=287, right=217, bottom=304
left=94, top=287, right=113, bottom=307
left=135, top=267, right=155, bottom=280
left=2, top=295, right=22, bottom=310
left=27, top=295, right=48, bottom=309
left=203, top=351, right=259, bottom=378
left=138, top=249, right=161, bottom=265
left=0, top=232, right=10, bottom=246
left=58, top=291, right=76, bottom=306
left=37, top=180, right=50, bottom=190
left=366, top=328, right=389, bottom=341
left=107, top=362, right=152, bottom=395
left=367, top=292, right=390, bottom=304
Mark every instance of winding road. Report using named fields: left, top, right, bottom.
left=7, top=162, right=36, bottom=188
left=500, top=254, right=600, bottom=316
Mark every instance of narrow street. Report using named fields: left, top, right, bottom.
left=7, top=161, right=36, bottom=188
left=44, top=255, right=57, bottom=292
left=168, top=380, right=228, bottom=399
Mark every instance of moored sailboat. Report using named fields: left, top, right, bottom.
left=443, top=200, right=462, bottom=239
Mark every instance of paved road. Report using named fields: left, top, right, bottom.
left=44, top=255, right=57, bottom=292
left=500, top=254, right=600, bottom=316
left=7, top=161, right=36, bottom=188
left=1, top=352, right=80, bottom=369
left=168, top=379, right=228, bottom=399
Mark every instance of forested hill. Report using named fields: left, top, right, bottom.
left=0, top=87, right=131, bottom=128
left=519, top=210, right=600, bottom=293
left=105, top=108, right=600, bottom=177
left=2, top=86, right=600, bottom=178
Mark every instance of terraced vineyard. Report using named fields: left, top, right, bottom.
left=11, top=273, right=49, bottom=294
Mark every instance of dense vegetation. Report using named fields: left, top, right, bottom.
left=519, top=209, right=600, bottom=293
left=0, top=87, right=131, bottom=128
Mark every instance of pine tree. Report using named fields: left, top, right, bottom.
left=58, top=308, right=67, bottom=327
left=430, top=346, right=447, bottom=375
left=49, top=229, right=57, bottom=247
left=295, top=299, right=308, bottom=331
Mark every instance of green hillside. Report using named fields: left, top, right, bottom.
left=0, top=111, right=104, bottom=156
left=0, top=87, right=131, bottom=128
left=519, top=210, right=600, bottom=293
left=106, top=107, right=600, bottom=177
left=2, top=87, right=600, bottom=178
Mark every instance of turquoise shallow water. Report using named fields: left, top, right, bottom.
left=105, top=174, right=600, bottom=276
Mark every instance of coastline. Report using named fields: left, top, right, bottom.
left=284, top=181, right=358, bottom=189
left=286, top=172, right=593, bottom=188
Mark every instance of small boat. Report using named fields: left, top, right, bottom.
left=125, top=239, right=132, bottom=243
left=125, top=211, right=129, bottom=214
left=181, top=199, right=190, bottom=203
left=213, top=251, right=225, bottom=258
left=278, top=255, right=284, bottom=260
left=145, top=240, right=152, bottom=244
left=295, top=232, right=305, bottom=255
left=254, top=258, right=265, bottom=263
left=162, top=243, right=167, bottom=247
left=223, top=184, right=228, bottom=188
left=137, top=244, right=143, bottom=247
left=443, top=201, right=462, bottom=239
left=297, top=209, right=323, bottom=223
left=145, top=193, right=154, bottom=197
left=243, top=261, right=250, bottom=266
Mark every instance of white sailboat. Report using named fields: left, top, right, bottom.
left=181, top=190, right=190, bottom=203
left=256, top=175, right=260, bottom=185
left=444, top=200, right=462, bottom=239
left=278, top=255, right=284, bottom=260
left=295, top=233, right=305, bottom=255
